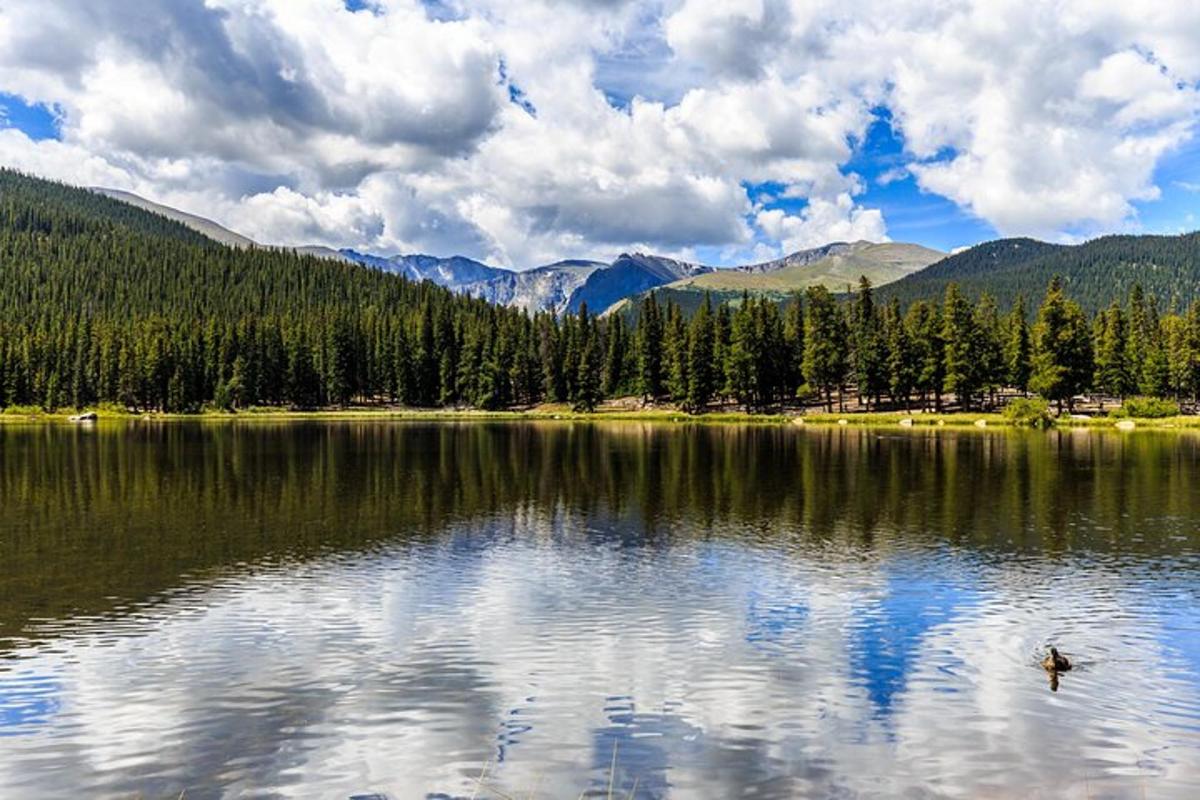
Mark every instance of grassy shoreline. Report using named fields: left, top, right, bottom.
left=3, top=404, right=1200, bottom=430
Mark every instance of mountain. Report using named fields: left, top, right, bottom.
left=339, top=249, right=709, bottom=316
left=91, top=188, right=257, bottom=249
left=874, top=234, right=1200, bottom=313
left=460, top=259, right=605, bottom=314
left=388, top=254, right=510, bottom=287
left=293, top=245, right=355, bottom=263
left=0, top=168, right=549, bottom=412
left=672, top=241, right=944, bottom=292
left=565, top=252, right=711, bottom=314
left=606, top=241, right=944, bottom=319
left=729, top=241, right=861, bottom=274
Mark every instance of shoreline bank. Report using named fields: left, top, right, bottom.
left=2, top=406, right=1198, bottom=430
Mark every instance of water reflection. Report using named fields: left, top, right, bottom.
left=0, top=422, right=1198, bottom=797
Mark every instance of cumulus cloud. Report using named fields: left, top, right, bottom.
left=756, top=194, right=889, bottom=253
left=0, top=0, right=1197, bottom=265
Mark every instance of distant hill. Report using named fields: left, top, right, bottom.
left=92, top=188, right=258, bottom=249
left=606, top=241, right=943, bottom=318
left=875, top=234, right=1200, bottom=313
left=671, top=241, right=943, bottom=293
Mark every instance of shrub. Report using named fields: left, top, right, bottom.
left=1110, top=397, right=1180, bottom=419
left=1003, top=397, right=1055, bottom=427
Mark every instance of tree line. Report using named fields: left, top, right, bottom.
left=2, top=169, right=1200, bottom=415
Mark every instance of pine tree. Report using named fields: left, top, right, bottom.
left=1030, top=277, right=1093, bottom=413
left=573, top=306, right=602, bottom=412
left=802, top=285, right=848, bottom=412
left=664, top=303, right=689, bottom=404
left=974, top=293, right=1003, bottom=408
left=906, top=300, right=944, bottom=412
left=783, top=293, right=805, bottom=398
left=603, top=315, right=627, bottom=397
left=884, top=297, right=915, bottom=410
left=726, top=296, right=757, bottom=408
left=941, top=284, right=980, bottom=410
left=1003, top=295, right=1031, bottom=394
left=1162, top=313, right=1194, bottom=400
left=852, top=276, right=885, bottom=410
left=1093, top=302, right=1131, bottom=401
left=636, top=292, right=664, bottom=402
left=415, top=301, right=439, bottom=407
left=1126, top=284, right=1150, bottom=388
left=686, top=294, right=716, bottom=412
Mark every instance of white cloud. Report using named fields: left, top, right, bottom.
left=756, top=193, right=889, bottom=253
left=0, top=0, right=1197, bottom=264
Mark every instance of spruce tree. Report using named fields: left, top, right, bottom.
left=884, top=297, right=915, bottom=411
left=686, top=294, right=716, bottom=412
left=726, top=296, right=756, bottom=408
left=784, top=292, right=805, bottom=398
left=636, top=292, right=664, bottom=402
left=1003, top=295, right=1031, bottom=394
left=573, top=306, right=602, bottom=412
left=1093, top=302, right=1131, bottom=400
left=1030, top=277, right=1093, bottom=413
left=852, top=276, right=885, bottom=410
left=941, top=284, right=980, bottom=410
left=603, top=315, right=627, bottom=397
left=802, top=285, right=848, bottom=412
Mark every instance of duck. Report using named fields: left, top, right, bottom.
left=1041, top=646, right=1071, bottom=673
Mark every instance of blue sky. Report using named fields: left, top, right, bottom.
left=0, top=1, right=1198, bottom=267
left=0, top=93, right=60, bottom=142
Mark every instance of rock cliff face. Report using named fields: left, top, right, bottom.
left=459, top=260, right=605, bottom=314
left=336, top=249, right=713, bottom=316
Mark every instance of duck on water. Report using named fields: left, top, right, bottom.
left=1042, top=647, right=1071, bottom=691
left=1041, top=647, right=1071, bottom=673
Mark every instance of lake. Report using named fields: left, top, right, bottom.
left=1, top=421, right=1199, bottom=798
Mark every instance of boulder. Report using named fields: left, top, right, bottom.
left=68, top=412, right=98, bottom=423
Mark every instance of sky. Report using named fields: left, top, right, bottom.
left=0, top=0, right=1198, bottom=268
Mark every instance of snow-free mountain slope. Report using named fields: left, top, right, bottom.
left=92, top=188, right=258, bottom=249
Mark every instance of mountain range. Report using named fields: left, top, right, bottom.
left=82, top=186, right=1200, bottom=318
left=88, top=189, right=948, bottom=315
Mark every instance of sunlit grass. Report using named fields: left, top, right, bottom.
left=7, top=403, right=1200, bottom=431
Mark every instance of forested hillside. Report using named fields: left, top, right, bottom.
left=0, top=170, right=563, bottom=412
left=877, top=234, right=1200, bottom=313
left=3, top=170, right=1200, bottom=416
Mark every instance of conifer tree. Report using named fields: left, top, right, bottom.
left=726, top=296, right=756, bottom=408
left=783, top=293, right=805, bottom=396
left=686, top=294, right=716, bottom=412
left=1093, top=302, right=1131, bottom=400
left=974, top=293, right=1004, bottom=408
left=573, top=305, right=602, bottom=412
left=664, top=302, right=689, bottom=403
left=1030, top=277, right=1093, bottom=413
left=802, top=285, right=847, bottom=412
left=941, top=284, right=980, bottom=409
left=852, top=276, right=885, bottom=410
left=603, top=315, right=627, bottom=397
left=884, top=297, right=915, bottom=410
left=636, top=292, right=664, bottom=402
left=906, top=300, right=944, bottom=412
left=1003, top=295, right=1031, bottom=394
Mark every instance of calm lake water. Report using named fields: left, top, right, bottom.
left=1, top=422, right=1199, bottom=798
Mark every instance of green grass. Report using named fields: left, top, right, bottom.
left=6, top=404, right=1200, bottom=431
